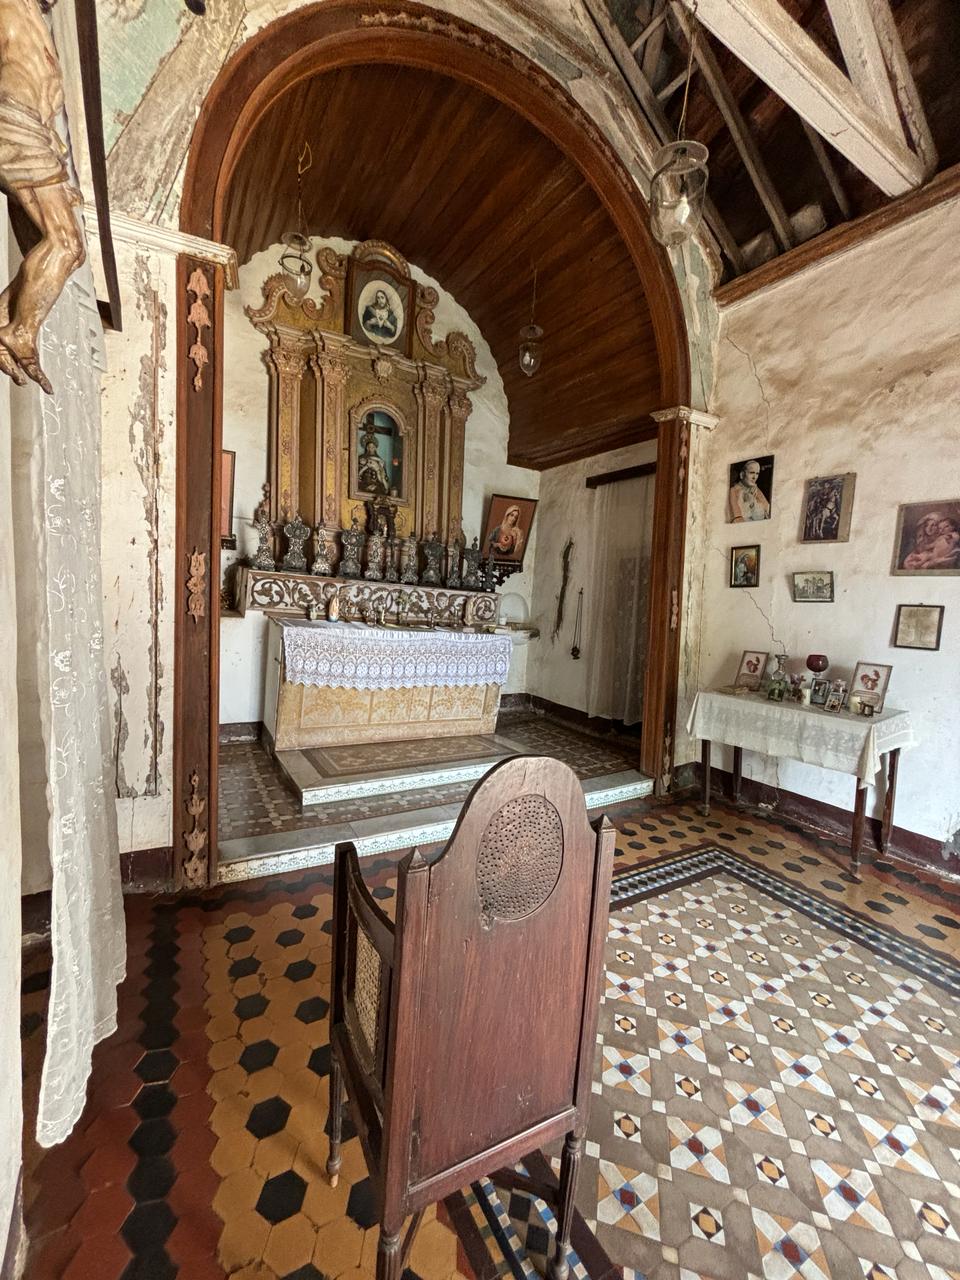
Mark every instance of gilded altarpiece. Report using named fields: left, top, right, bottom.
left=245, top=241, right=483, bottom=555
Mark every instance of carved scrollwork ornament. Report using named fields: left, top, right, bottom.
left=186, top=548, right=206, bottom=622
left=186, top=268, right=211, bottom=391
left=182, top=769, right=208, bottom=888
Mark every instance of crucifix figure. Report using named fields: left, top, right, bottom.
left=0, top=0, right=86, bottom=393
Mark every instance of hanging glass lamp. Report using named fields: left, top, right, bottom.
left=279, top=143, right=313, bottom=297
left=650, top=140, right=709, bottom=247
left=519, top=323, right=544, bottom=377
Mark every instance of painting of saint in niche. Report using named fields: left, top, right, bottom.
left=357, top=280, right=404, bottom=346
left=356, top=411, right=403, bottom=499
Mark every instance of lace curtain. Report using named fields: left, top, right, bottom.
left=27, top=263, right=126, bottom=1147
left=586, top=473, right=656, bottom=726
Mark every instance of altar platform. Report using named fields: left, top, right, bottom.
left=217, top=714, right=653, bottom=883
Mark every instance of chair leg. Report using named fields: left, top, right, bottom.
left=326, top=1056, right=344, bottom=1187
left=377, top=1229, right=402, bottom=1280
left=549, top=1133, right=582, bottom=1280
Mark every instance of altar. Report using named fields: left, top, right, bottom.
left=265, top=618, right=513, bottom=750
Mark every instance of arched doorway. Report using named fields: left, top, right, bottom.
left=172, top=1, right=692, bottom=888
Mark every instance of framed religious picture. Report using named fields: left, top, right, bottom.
left=891, top=499, right=960, bottom=575
left=730, top=544, right=760, bottom=588
left=792, top=570, right=834, bottom=602
left=350, top=405, right=406, bottom=502
left=799, top=473, right=856, bottom=543
left=481, top=494, right=537, bottom=569
left=734, top=649, right=768, bottom=690
left=727, top=455, right=774, bottom=523
left=346, top=256, right=415, bottom=356
left=220, top=449, right=236, bottom=550
left=850, top=661, right=893, bottom=713
left=893, top=603, right=944, bottom=651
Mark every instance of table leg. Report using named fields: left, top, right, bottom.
left=880, top=748, right=900, bottom=854
left=732, top=746, right=743, bottom=806
left=701, top=739, right=711, bottom=817
left=851, top=781, right=867, bottom=876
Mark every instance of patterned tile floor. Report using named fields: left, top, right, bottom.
left=218, top=717, right=638, bottom=842
left=20, top=800, right=960, bottom=1280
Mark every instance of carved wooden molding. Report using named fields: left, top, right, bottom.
left=182, top=769, right=208, bottom=889
left=413, top=284, right=485, bottom=384
left=245, top=271, right=332, bottom=331
left=186, top=548, right=206, bottom=622
left=186, top=268, right=211, bottom=391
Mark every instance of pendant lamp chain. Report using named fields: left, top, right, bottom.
left=649, top=0, right=709, bottom=248
left=519, top=260, right=543, bottom=378
left=279, top=141, right=314, bottom=298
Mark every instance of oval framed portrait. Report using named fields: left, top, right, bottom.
left=357, top=279, right=404, bottom=347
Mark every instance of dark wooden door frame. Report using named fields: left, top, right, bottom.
left=172, top=1, right=693, bottom=888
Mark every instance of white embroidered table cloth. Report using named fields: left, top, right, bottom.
left=280, top=619, right=512, bottom=691
left=686, top=691, right=914, bottom=783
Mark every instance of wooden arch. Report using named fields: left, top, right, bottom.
left=172, top=0, right=692, bottom=888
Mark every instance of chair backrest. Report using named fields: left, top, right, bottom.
left=383, top=755, right=614, bottom=1186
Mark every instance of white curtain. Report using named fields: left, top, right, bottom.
left=586, top=473, right=656, bottom=726
left=26, top=263, right=126, bottom=1147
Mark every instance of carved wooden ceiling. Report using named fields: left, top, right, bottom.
left=222, top=63, right=664, bottom=470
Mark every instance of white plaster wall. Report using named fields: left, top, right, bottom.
left=692, top=196, right=960, bottom=850
left=526, top=439, right=658, bottom=713
left=0, top=206, right=24, bottom=1274
left=219, top=237, right=538, bottom=724
left=99, top=238, right=178, bottom=855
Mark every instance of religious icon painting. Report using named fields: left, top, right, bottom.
left=891, top=499, right=960, bottom=575
left=734, top=649, right=769, bottom=690
left=727, top=455, right=774, bottom=523
left=729, top=544, right=760, bottom=588
left=850, top=661, right=893, bottom=713
left=346, top=253, right=414, bottom=356
left=481, top=494, right=538, bottom=569
left=893, top=603, right=944, bottom=651
left=800, top=473, right=856, bottom=543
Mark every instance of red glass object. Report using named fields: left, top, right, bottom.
left=806, top=654, right=829, bottom=674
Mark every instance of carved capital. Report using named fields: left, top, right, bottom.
left=312, top=352, right=349, bottom=388
left=650, top=405, right=719, bottom=430
left=448, top=391, right=473, bottom=424
left=271, top=347, right=308, bottom=379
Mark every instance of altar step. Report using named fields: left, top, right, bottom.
left=216, top=766, right=652, bottom=884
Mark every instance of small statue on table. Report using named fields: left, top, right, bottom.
left=445, top=542, right=462, bottom=589
left=364, top=516, right=387, bottom=581
left=421, top=532, right=443, bottom=586
left=339, top=517, right=364, bottom=579
left=311, top=526, right=335, bottom=576
left=250, top=484, right=275, bottom=570
left=400, top=534, right=419, bottom=585
left=281, top=513, right=311, bottom=573
left=462, top=536, right=482, bottom=591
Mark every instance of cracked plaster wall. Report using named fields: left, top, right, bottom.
left=219, top=238, right=538, bottom=726
left=688, top=194, right=960, bottom=854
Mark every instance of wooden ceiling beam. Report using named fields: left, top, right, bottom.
left=824, top=0, right=903, bottom=134
left=672, top=2, right=794, bottom=252
left=801, top=119, right=851, bottom=218
left=678, top=0, right=925, bottom=195
left=867, top=0, right=938, bottom=178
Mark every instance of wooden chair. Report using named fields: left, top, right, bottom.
left=326, top=755, right=615, bottom=1280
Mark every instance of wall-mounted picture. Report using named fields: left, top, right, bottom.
left=350, top=406, right=406, bottom=501
left=850, top=661, right=893, bottom=713
left=730, top=544, right=760, bottom=588
left=891, top=499, right=960, bottom=575
left=481, top=494, right=538, bottom=568
left=893, top=603, right=944, bottom=651
left=800, top=473, right=856, bottom=543
left=734, top=649, right=768, bottom=690
left=727, top=455, right=774, bottom=523
left=220, top=449, right=236, bottom=550
left=792, top=570, right=834, bottom=602
left=346, top=258, right=414, bottom=356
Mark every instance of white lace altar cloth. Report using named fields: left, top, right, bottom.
left=687, top=691, right=915, bottom=783
left=280, top=620, right=513, bottom=690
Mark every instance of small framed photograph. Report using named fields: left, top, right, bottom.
left=220, top=449, right=236, bottom=550
left=728, top=456, right=774, bottom=523
left=800, top=473, right=856, bottom=543
left=891, top=499, right=960, bottom=575
left=734, top=649, right=769, bottom=690
left=823, top=690, right=845, bottom=713
left=810, top=678, right=830, bottom=706
left=893, top=604, right=944, bottom=651
left=730, top=544, right=760, bottom=588
left=792, top=570, right=834, bottom=602
left=850, top=661, right=893, bottom=713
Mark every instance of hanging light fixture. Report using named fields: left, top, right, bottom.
left=649, top=2, right=709, bottom=248
left=518, top=264, right=543, bottom=378
left=278, top=142, right=313, bottom=298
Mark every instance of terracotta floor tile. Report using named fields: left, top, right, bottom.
left=262, top=1212, right=318, bottom=1274
left=312, top=1216, right=365, bottom=1274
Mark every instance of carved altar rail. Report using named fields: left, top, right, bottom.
left=234, top=566, right=500, bottom=626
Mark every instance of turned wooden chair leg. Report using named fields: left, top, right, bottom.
left=550, top=1133, right=582, bottom=1280
left=377, top=1228, right=402, bottom=1280
left=326, top=1056, right=344, bottom=1187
